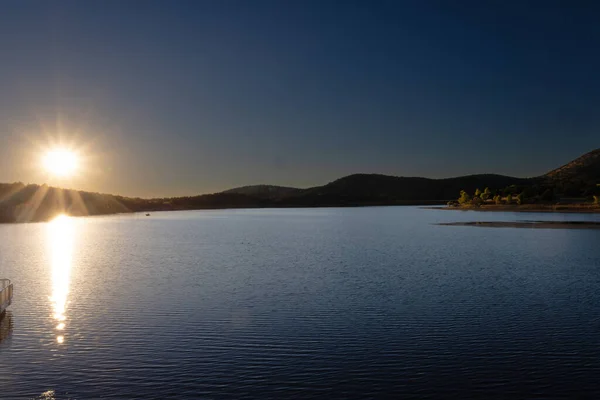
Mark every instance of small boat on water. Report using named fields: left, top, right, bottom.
left=0, top=279, right=13, bottom=317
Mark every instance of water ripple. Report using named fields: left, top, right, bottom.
left=0, top=208, right=599, bottom=398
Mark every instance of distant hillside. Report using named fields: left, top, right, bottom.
left=222, top=185, right=302, bottom=199
left=1, top=148, right=598, bottom=222
left=545, top=149, right=600, bottom=183
left=278, top=173, right=529, bottom=206
left=0, top=183, right=129, bottom=223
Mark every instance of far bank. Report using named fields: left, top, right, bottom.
left=426, top=204, right=600, bottom=214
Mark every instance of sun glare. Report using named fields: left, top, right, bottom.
left=42, top=149, right=79, bottom=177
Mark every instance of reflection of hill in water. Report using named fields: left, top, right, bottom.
left=0, top=311, right=13, bottom=342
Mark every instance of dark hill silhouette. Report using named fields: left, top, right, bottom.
left=279, top=173, right=530, bottom=206
left=117, top=192, right=270, bottom=212
left=0, top=183, right=129, bottom=223
left=536, top=148, right=600, bottom=197
left=222, top=185, right=302, bottom=199
left=0, top=148, right=598, bottom=222
left=544, top=148, right=600, bottom=183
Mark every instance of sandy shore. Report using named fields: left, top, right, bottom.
left=438, top=221, right=600, bottom=230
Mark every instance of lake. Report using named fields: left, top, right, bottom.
left=1, top=207, right=600, bottom=399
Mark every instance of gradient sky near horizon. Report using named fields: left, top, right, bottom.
left=0, top=0, right=599, bottom=197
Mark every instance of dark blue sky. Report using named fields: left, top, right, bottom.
left=0, top=0, right=598, bottom=196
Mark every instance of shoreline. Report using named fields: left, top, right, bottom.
left=0, top=202, right=451, bottom=224
left=438, top=221, right=600, bottom=230
left=424, top=205, right=600, bottom=214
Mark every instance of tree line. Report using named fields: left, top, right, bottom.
left=450, top=185, right=600, bottom=207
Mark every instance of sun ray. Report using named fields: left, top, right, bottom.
left=67, top=189, right=89, bottom=217
left=15, top=185, right=49, bottom=223
left=0, top=183, right=27, bottom=204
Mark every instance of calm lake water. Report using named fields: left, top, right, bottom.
left=1, top=207, right=600, bottom=399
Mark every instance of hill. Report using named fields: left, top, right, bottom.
left=0, top=148, right=598, bottom=222
left=221, top=185, right=302, bottom=199
left=0, top=183, right=129, bottom=223
left=544, top=149, right=600, bottom=196
left=278, top=173, right=529, bottom=206
left=545, top=149, right=600, bottom=181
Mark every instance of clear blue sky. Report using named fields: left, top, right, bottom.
left=0, top=0, right=598, bottom=197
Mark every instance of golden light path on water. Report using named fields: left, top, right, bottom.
left=48, top=214, right=75, bottom=344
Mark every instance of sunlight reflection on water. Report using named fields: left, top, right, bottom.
left=47, top=215, right=75, bottom=344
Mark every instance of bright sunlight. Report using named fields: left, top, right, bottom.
left=42, top=149, right=79, bottom=177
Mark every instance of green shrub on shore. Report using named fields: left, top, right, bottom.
left=454, top=183, right=599, bottom=208
left=481, top=187, right=491, bottom=201
left=458, top=190, right=471, bottom=205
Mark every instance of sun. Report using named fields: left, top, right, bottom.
left=42, top=149, right=79, bottom=177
